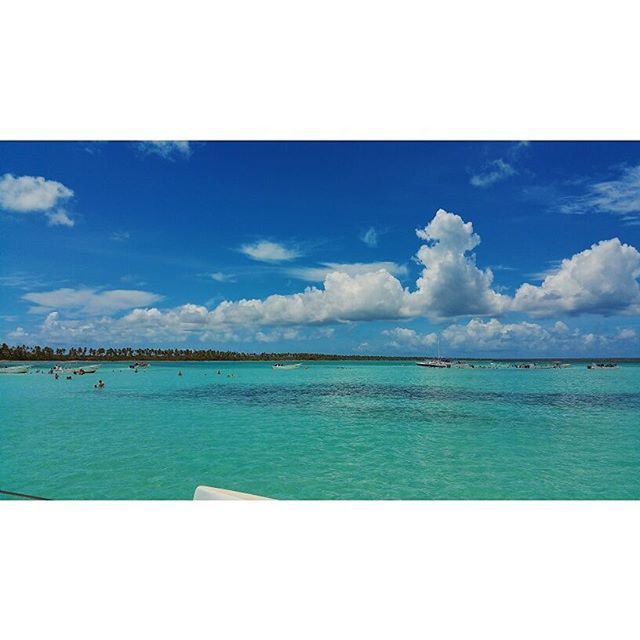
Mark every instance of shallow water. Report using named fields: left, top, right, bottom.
left=1, top=361, right=639, bottom=499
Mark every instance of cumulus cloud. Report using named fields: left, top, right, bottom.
left=560, top=164, right=640, bottom=216
left=239, top=240, right=303, bottom=263
left=22, top=288, right=164, bottom=316
left=408, top=209, right=510, bottom=318
left=136, top=141, right=192, bottom=160
left=439, top=318, right=636, bottom=353
left=287, top=261, right=408, bottom=282
left=513, top=238, right=640, bottom=317
left=470, top=159, right=516, bottom=188
left=12, top=308, right=337, bottom=346
left=46, top=210, right=75, bottom=227
left=209, top=269, right=410, bottom=326
left=0, top=174, right=76, bottom=227
left=442, top=318, right=552, bottom=351
left=360, top=226, right=378, bottom=247
left=0, top=173, right=74, bottom=212
left=382, top=327, right=437, bottom=349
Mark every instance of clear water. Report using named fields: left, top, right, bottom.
left=1, top=361, right=639, bottom=499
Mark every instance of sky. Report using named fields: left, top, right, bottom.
left=2, top=140, right=640, bottom=357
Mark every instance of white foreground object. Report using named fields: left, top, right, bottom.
left=193, top=485, right=272, bottom=500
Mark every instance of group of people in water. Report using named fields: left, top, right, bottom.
left=35, top=364, right=243, bottom=389
left=178, top=369, right=235, bottom=378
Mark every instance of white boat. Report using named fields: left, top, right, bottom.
left=272, top=362, right=302, bottom=370
left=129, top=361, right=150, bottom=369
left=55, top=364, right=100, bottom=375
left=0, top=364, right=31, bottom=374
left=587, top=362, right=618, bottom=369
left=416, top=336, right=451, bottom=368
left=416, top=359, right=451, bottom=368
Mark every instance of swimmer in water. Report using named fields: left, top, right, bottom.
left=178, top=371, right=182, bottom=376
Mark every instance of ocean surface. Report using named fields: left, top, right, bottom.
left=1, top=360, right=639, bottom=500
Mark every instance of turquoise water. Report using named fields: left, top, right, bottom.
left=1, top=361, right=640, bottom=499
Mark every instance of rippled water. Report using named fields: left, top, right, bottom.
left=2, top=361, right=639, bottom=499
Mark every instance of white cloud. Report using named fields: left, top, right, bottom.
left=442, top=318, right=551, bottom=351
left=210, top=272, right=236, bottom=282
left=46, top=210, right=75, bottom=227
left=22, top=288, right=164, bottom=316
left=552, top=320, right=569, bottom=333
left=136, top=141, right=192, bottom=160
left=0, top=173, right=74, bottom=212
left=238, top=240, right=302, bottom=263
left=360, top=226, right=378, bottom=247
left=0, top=174, right=76, bottom=228
left=287, top=261, right=408, bottom=282
left=560, top=164, right=640, bottom=216
left=382, top=327, right=437, bottom=349
left=408, top=209, right=510, bottom=318
left=8, top=326, right=28, bottom=340
left=513, top=238, right=640, bottom=317
left=440, top=317, right=639, bottom=354
left=209, top=269, right=410, bottom=326
left=111, top=230, right=130, bottom=241
left=470, top=159, right=516, bottom=188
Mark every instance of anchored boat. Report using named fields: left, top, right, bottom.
left=272, top=362, right=302, bottom=370
left=50, top=363, right=100, bottom=375
left=0, top=364, right=31, bottom=374
left=416, top=336, right=451, bottom=368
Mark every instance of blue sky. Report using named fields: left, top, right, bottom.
left=2, top=141, right=640, bottom=356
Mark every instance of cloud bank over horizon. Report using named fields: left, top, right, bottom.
left=6, top=208, right=640, bottom=354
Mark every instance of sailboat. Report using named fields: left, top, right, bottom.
left=416, top=336, right=451, bottom=368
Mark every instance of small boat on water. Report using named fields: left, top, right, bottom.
left=129, top=362, right=150, bottom=370
left=272, top=362, right=302, bottom=370
left=0, top=364, right=31, bottom=374
left=50, top=363, right=100, bottom=375
left=587, top=362, right=618, bottom=369
left=416, top=359, right=451, bottom=368
left=416, top=336, right=451, bottom=368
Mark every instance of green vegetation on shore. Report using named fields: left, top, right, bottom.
left=1, top=343, right=633, bottom=363
left=0, top=343, right=417, bottom=362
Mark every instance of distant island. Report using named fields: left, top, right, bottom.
left=0, top=343, right=632, bottom=363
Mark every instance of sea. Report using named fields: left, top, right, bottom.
left=1, top=360, right=639, bottom=499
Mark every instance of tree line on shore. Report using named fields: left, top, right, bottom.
left=0, top=343, right=416, bottom=362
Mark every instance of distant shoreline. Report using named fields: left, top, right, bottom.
left=1, top=353, right=636, bottom=364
